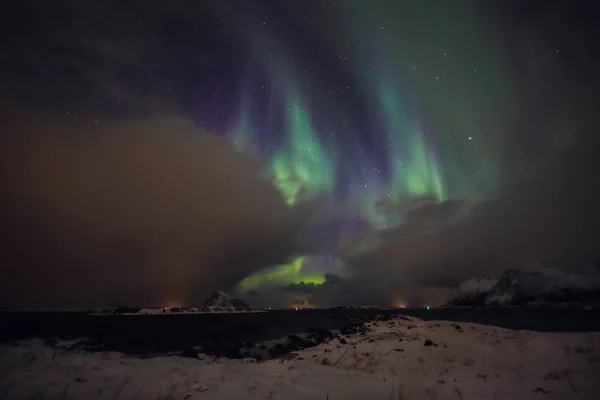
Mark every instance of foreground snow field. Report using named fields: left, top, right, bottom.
left=1, top=316, right=598, bottom=399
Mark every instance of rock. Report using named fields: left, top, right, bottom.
left=424, top=339, right=436, bottom=347
left=204, top=342, right=247, bottom=359
left=181, top=347, right=199, bottom=359
left=268, top=344, right=289, bottom=357
left=340, top=322, right=366, bottom=335
left=113, top=306, right=141, bottom=314
left=306, top=327, right=335, bottom=344
left=339, top=338, right=347, bottom=344
left=285, top=335, right=317, bottom=351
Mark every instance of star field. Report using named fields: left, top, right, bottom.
left=1, top=0, right=598, bottom=295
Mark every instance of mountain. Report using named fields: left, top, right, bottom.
left=485, top=262, right=600, bottom=306
left=446, top=276, right=499, bottom=306
left=201, top=291, right=254, bottom=313
left=446, top=261, right=600, bottom=307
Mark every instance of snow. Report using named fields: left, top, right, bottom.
left=447, top=276, right=498, bottom=305
left=456, top=276, right=498, bottom=294
left=485, top=264, right=600, bottom=306
left=201, top=291, right=254, bottom=313
left=89, top=291, right=257, bottom=315
left=446, top=263, right=600, bottom=307
left=1, top=316, right=598, bottom=399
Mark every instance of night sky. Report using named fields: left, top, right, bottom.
left=1, top=0, right=599, bottom=310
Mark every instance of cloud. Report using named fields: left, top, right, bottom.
left=3, top=1, right=599, bottom=311
left=335, top=132, right=600, bottom=306
left=244, top=132, right=600, bottom=309
left=281, top=282, right=319, bottom=294
left=239, top=132, right=600, bottom=310
left=0, top=111, right=315, bottom=310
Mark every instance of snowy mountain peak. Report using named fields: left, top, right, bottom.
left=485, top=265, right=600, bottom=306
left=457, top=276, right=498, bottom=293
left=201, top=291, right=253, bottom=313
left=214, top=291, right=234, bottom=299
left=447, top=262, right=600, bottom=307
left=447, top=276, right=499, bottom=306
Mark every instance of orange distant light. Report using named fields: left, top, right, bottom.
left=165, top=300, right=184, bottom=309
left=394, top=299, right=407, bottom=309
left=291, top=300, right=315, bottom=310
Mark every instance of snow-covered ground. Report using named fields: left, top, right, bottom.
left=1, top=316, right=598, bottom=399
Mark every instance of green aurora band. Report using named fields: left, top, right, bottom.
left=268, top=88, right=335, bottom=206
left=236, top=85, right=334, bottom=290
left=234, top=83, right=445, bottom=291
left=228, top=6, right=457, bottom=293
left=380, top=84, right=445, bottom=203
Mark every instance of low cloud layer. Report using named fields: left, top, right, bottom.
left=0, top=112, right=315, bottom=310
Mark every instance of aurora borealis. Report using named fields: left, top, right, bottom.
left=2, top=0, right=599, bottom=309
left=215, top=2, right=495, bottom=292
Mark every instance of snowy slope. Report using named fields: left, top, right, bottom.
left=447, top=262, right=600, bottom=307
left=2, top=316, right=598, bottom=399
left=485, top=263, right=600, bottom=306
left=447, top=276, right=499, bottom=306
left=201, top=291, right=253, bottom=312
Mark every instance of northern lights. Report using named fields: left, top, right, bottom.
left=225, top=15, right=452, bottom=292
left=3, top=0, right=596, bottom=310
left=268, top=90, right=335, bottom=207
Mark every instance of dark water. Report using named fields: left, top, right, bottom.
left=1, top=308, right=598, bottom=356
